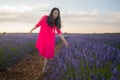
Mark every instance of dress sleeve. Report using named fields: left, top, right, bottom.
left=55, top=27, right=62, bottom=34
left=35, top=15, right=46, bottom=27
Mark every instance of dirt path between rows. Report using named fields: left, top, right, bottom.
left=0, top=42, right=63, bottom=80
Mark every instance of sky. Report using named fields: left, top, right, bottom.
left=0, top=0, right=120, bottom=33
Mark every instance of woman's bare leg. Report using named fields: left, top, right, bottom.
left=48, top=58, right=52, bottom=61
left=42, top=57, right=48, bottom=73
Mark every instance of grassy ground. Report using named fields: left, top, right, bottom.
left=0, top=42, right=63, bottom=80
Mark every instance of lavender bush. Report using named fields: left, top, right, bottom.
left=45, top=33, right=120, bottom=80
left=0, top=33, right=61, bottom=71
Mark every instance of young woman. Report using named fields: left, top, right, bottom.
left=29, top=7, right=69, bottom=74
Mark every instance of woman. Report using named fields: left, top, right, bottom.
left=29, top=7, right=69, bottom=74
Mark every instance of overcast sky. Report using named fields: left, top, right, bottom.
left=0, top=0, right=120, bottom=33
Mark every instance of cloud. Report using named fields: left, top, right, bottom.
left=109, top=11, right=120, bottom=19
left=0, top=5, right=33, bottom=14
left=90, top=9, right=99, bottom=16
left=64, top=9, right=87, bottom=16
left=61, top=9, right=120, bottom=33
left=0, top=5, right=120, bottom=31
left=63, top=9, right=120, bottom=22
left=0, top=3, right=51, bottom=23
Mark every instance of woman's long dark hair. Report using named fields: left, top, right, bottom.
left=46, top=7, right=61, bottom=29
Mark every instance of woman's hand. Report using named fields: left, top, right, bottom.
left=58, top=34, right=70, bottom=48
left=28, top=30, right=32, bottom=36
left=64, top=41, right=69, bottom=48
left=28, top=25, right=37, bottom=35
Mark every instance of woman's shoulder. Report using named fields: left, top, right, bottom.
left=39, top=15, right=48, bottom=21
left=41, top=15, right=48, bottom=19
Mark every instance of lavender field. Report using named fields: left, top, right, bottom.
left=0, top=33, right=61, bottom=71
left=45, top=33, right=120, bottom=80
left=0, top=33, right=120, bottom=80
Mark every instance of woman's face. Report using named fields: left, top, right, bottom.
left=53, top=10, right=59, bottom=19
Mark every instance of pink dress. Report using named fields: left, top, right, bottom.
left=35, top=15, right=62, bottom=59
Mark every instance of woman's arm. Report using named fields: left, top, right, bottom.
left=58, top=34, right=69, bottom=48
left=28, top=15, right=46, bottom=35
left=28, top=25, right=37, bottom=34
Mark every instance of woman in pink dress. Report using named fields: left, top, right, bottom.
left=29, top=7, right=69, bottom=74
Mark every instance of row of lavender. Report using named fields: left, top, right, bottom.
left=45, top=33, right=120, bottom=80
left=0, top=33, right=61, bottom=71
left=80, top=33, right=120, bottom=50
